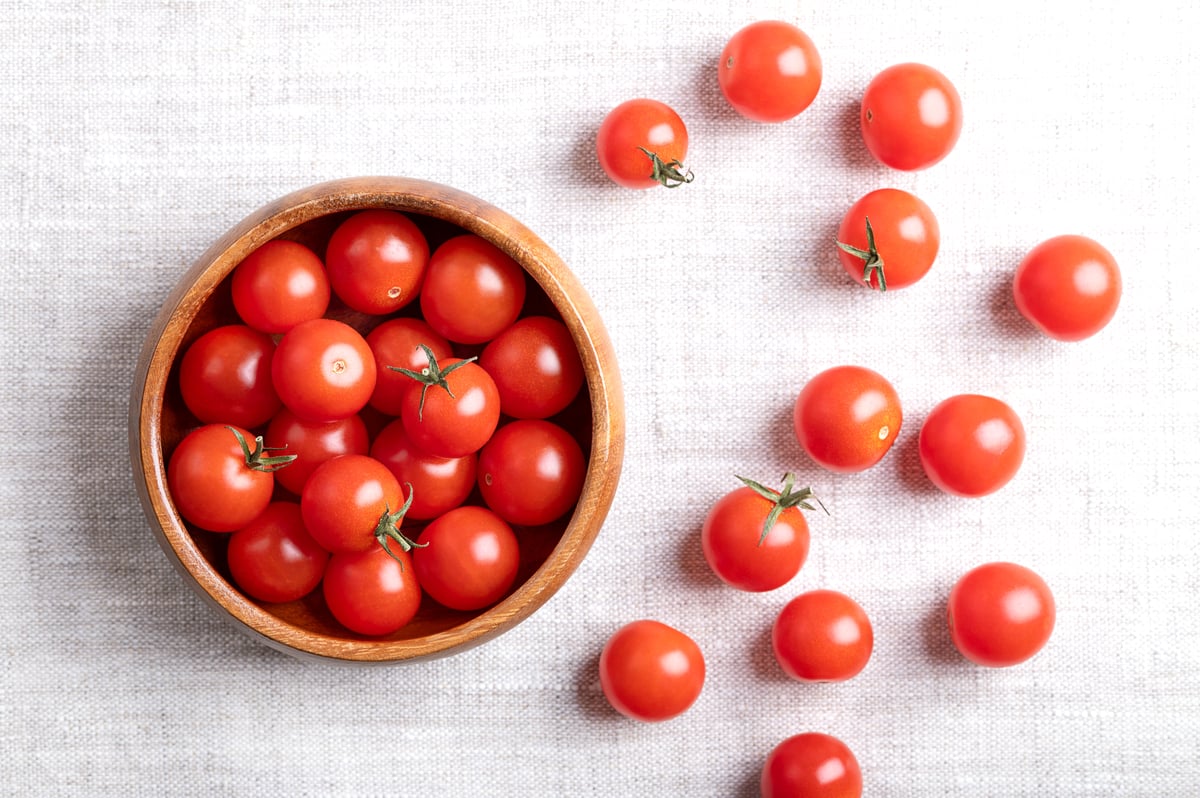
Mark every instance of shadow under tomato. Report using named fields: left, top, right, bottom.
left=749, top=615, right=792, bottom=685
left=989, top=270, right=1042, bottom=340
left=922, top=599, right=965, bottom=666
left=575, top=647, right=624, bottom=722
left=892, top=425, right=942, bottom=498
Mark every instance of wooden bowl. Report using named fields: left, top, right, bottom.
left=129, top=177, right=624, bottom=663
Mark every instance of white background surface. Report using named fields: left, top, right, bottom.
left=3, top=1, right=1198, bottom=795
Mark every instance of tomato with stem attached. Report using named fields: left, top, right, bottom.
left=178, top=324, right=281, bottom=429
left=412, top=506, right=520, bottom=611
left=794, top=366, right=902, bottom=473
left=394, top=347, right=500, bottom=458
left=596, top=99, right=693, bottom=189
left=1013, top=234, right=1122, bottom=341
left=365, top=317, right=452, bottom=417
left=861, top=62, right=962, bottom=171
left=836, top=188, right=939, bottom=291
left=919, top=394, right=1025, bottom=497
left=299, top=453, right=419, bottom=558
left=761, top=732, right=863, bottom=798
left=718, top=20, right=822, bottom=123
left=599, top=620, right=705, bottom=722
left=324, top=209, right=429, bottom=315
left=227, top=502, right=328, bottom=603
left=772, top=590, right=874, bottom=682
left=948, top=562, right=1055, bottom=667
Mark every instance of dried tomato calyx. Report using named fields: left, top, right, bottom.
left=388, top=344, right=478, bottom=421
left=637, top=146, right=694, bottom=188
left=373, top=482, right=425, bottom=566
left=734, top=472, right=827, bottom=546
left=837, top=216, right=888, bottom=292
left=226, top=426, right=296, bottom=473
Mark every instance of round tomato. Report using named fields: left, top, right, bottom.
left=412, top=506, right=520, bottom=611
left=395, top=352, right=500, bottom=458
left=323, top=546, right=421, bottom=636
left=227, top=501, right=328, bottom=603
left=836, top=188, right=939, bottom=291
left=272, top=318, right=377, bottom=422
left=919, top=394, right=1025, bottom=497
left=772, top=590, right=873, bottom=682
left=166, top=424, right=290, bottom=532
left=1013, top=234, right=1121, bottom=341
left=598, top=620, right=705, bottom=722
left=324, top=209, right=429, bottom=314
left=701, top=473, right=820, bottom=593
left=596, top=98, right=693, bottom=189
left=477, top=420, right=586, bottom=526
left=948, top=562, right=1055, bottom=667
left=419, top=235, right=527, bottom=345
left=365, top=317, right=453, bottom=416
left=861, top=62, right=962, bottom=171
left=370, top=418, right=477, bottom=521
left=793, top=366, right=901, bottom=473
left=264, top=408, right=369, bottom=496
left=178, top=324, right=280, bottom=429
left=718, top=20, right=822, bottom=123
left=761, top=732, right=863, bottom=798
left=231, top=239, right=330, bottom=334
left=300, top=454, right=416, bottom=556
left=478, top=316, right=584, bottom=419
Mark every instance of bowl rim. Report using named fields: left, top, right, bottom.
left=128, top=176, right=625, bottom=663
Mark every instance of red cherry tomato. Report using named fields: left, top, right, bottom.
left=761, top=732, right=863, bottom=798
left=772, top=590, right=874, bottom=682
left=323, top=547, right=421, bottom=636
left=861, top=62, right=962, bottom=171
left=263, top=408, right=369, bottom=496
left=1013, top=234, right=1122, bottom=341
left=700, top=473, right=819, bottom=593
left=300, top=454, right=413, bottom=555
left=596, top=99, right=693, bottom=189
left=370, top=418, right=477, bottom=521
left=477, top=420, right=586, bottom=526
left=166, top=424, right=286, bottom=532
left=365, top=317, right=453, bottom=416
left=397, top=354, right=500, bottom=458
left=272, top=318, right=377, bottom=422
left=231, top=239, right=330, bottom=334
left=178, top=324, right=281, bottom=429
left=919, top=394, right=1025, bottom=497
left=599, top=620, right=705, bottom=722
left=836, top=188, right=939, bottom=291
left=948, top=562, right=1055, bottom=667
left=226, top=502, right=328, bottom=603
left=479, top=316, right=584, bottom=419
left=419, top=235, right=527, bottom=345
left=793, top=366, right=902, bottom=473
left=324, top=209, right=429, bottom=314
left=412, top=506, right=520, bottom=611
left=718, top=20, right=822, bottom=123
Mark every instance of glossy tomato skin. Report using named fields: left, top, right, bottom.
left=412, top=506, right=520, bottom=611
left=761, top=732, right=863, bottom=798
left=178, top=325, right=281, bottom=429
left=718, top=20, right=822, bottom=123
left=919, top=394, right=1025, bottom=497
left=231, top=239, right=330, bottom=334
left=1013, top=235, right=1122, bottom=341
left=948, top=562, right=1055, bottom=667
left=365, top=317, right=453, bottom=416
left=596, top=99, right=690, bottom=189
left=323, top=546, right=421, bottom=636
left=370, top=418, right=477, bottom=521
left=599, top=620, right=705, bottom=722
left=166, top=424, right=275, bottom=533
left=772, top=590, right=874, bottom=682
left=836, top=188, right=940, bottom=291
left=400, top=358, right=500, bottom=458
left=861, top=63, right=962, bottom=171
left=794, top=366, right=902, bottom=473
left=227, top=502, right=329, bottom=603
left=701, top=487, right=811, bottom=593
left=300, top=454, right=405, bottom=554
left=324, top=209, right=429, bottom=315
left=479, top=316, right=584, bottom=419
left=420, top=235, right=527, bottom=345
left=477, top=420, right=586, bottom=526
left=264, top=408, right=369, bottom=496
left=272, top=318, right=377, bottom=422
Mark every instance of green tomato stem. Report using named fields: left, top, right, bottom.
left=734, top=472, right=827, bottom=546
left=836, top=216, right=888, bottom=292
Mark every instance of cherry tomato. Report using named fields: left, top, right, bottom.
left=477, top=420, right=586, bottom=526
left=598, top=620, right=705, bottom=722
left=365, top=317, right=453, bottom=416
left=324, top=209, right=429, bottom=314
left=264, top=408, right=369, bottom=496
left=166, top=424, right=289, bottom=532
left=761, top=732, right=863, bottom=798
left=836, top=188, right=939, bottom=291
left=919, top=394, right=1025, bottom=497
left=772, top=590, right=873, bottom=682
left=412, top=506, right=520, bottom=611
left=419, top=235, right=527, bottom=345
left=793, top=366, right=901, bottom=473
left=478, top=316, right=584, bottom=419
left=178, top=325, right=281, bottom=429
left=948, top=562, right=1055, bottom=667
left=300, top=454, right=414, bottom=556
left=370, top=418, right=477, bottom=521
left=397, top=353, right=500, bottom=458
left=861, top=62, right=962, bottom=171
left=272, top=318, right=377, bottom=422
left=1013, top=234, right=1122, bottom=341
left=231, top=239, right=330, bottom=334
left=323, top=546, right=421, bottom=636
left=718, top=20, right=822, bottom=123
left=226, top=502, right=328, bottom=603
left=596, top=99, right=693, bottom=189
left=701, top=473, right=819, bottom=593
